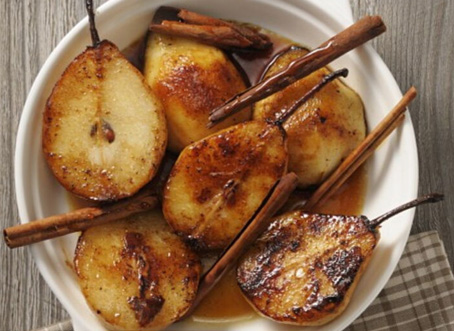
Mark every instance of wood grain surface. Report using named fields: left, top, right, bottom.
left=1, top=0, right=453, bottom=330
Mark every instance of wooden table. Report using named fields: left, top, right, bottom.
left=1, top=1, right=453, bottom=330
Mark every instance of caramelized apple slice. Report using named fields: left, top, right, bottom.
left=163, top=121, right=287, bottom=250
left=144, top=32, right=251, bottom=153
left=43, top=40, right=167, bottom=201
left=254, top=46, right=366, bottom=188
left=74, top=210, right=201, bottom=330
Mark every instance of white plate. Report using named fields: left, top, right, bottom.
left=15, top=0, right=418, bottom=330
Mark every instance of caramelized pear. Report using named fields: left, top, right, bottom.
left=254, top=46, right=366, bottom=188
left=74, top=210, right=201, bottom=330
left=237, top=194, right=443, bottom=326
left=144, top=31, right=251, bottom=153
left=237, top=210, right=376, bottom=326
left=43, top=3, right=167, bottom=201
left=163, top=70, right=347, bottom=251
left=163, top=120, right=287, bottom=250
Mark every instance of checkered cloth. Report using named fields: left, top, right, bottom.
left=34, top=231, right=454, bottom=331
left=346, top=231, right=454, bottom=331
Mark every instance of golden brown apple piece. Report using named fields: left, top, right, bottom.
left=144, top=8, right=251, bottom=153
left=253, top=46, right=366, bottom=188
left=42, top=0, right=167, bottom=201
left=237, top=194, right=443, bottom=326
left=74, top=209, right=201, bottom=330
left=163, top=69, right=347, bottom=251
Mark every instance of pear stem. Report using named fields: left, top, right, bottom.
left=368, top=193, right=444, bottom=229
left=274, top=68, right=349, bottom=126
left=86, top=0, right=100, bottom=46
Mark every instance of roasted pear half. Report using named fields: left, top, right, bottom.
left=74, top=210, right=201, bottom=330
left=254, top=46, right=366, bottom=188
left=43, top=4, right=167, bottom=201
left=237, top=194, right=443, bottom=326
left=144, top=32, right=251, bottom=153
left=163, top=69, right=348, bottom=251
left=237, top=210, right=377, bottom=326
left=163, top=120, right=287, bottom=250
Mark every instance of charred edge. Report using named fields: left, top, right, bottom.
left=291, top=247, right=363, bottom=316
left=123, top=232, right=165, bottom=326
left=128, top=295, right=164, bottom=327
left=238, top=233, right=288, bottom=295
left=322, top=247, right=363, bottom=295
left=184, top=235, right=211, bottom=252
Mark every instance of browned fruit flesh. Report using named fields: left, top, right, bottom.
left=43, top=40, right=167, bottom=201
left=253, top=46, right=366, bottom=188
left=237, top=210, right=378, bottom=325
left=74, top=210, right=201, bottom=330
left=144, top=33, right=251, bottom=153
left=163, top=120, right=287, bottom=250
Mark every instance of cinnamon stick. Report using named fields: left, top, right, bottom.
left=4, top=154, right=177, bottom=248
left=178, top=8, right=226, bottom=26
left=207, top=15, right=386, bottom=127
left=177, top=9, right=271, bottom=49
left=150, top=22, right=254, bottom=49
left=4, top=190, right=158, bottom=248
left=304, top=87, right=417, bottom=211
left=150, top=7, right=271, bottom=51
left=182, top=172, right=298, bottom=318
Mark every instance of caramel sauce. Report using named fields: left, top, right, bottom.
left=192, top=269, right=255, bottom=322
left=67, top=24, right=368, bottom=324
left=283, top=165, right=368, bottom=216
left=313, top=165, right=367, bottom=216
